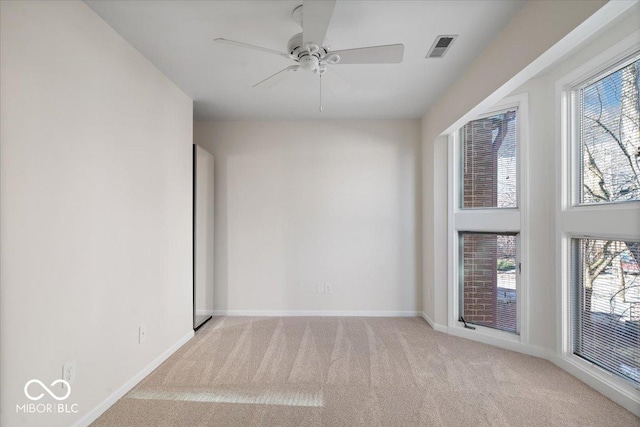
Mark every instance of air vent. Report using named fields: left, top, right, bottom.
left=426, top=35, right=457, bottom=58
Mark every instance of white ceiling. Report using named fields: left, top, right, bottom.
left=85, top=0, right=525, bottom=120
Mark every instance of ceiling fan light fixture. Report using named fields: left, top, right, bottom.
left=300, top=55, right=320, bottom=71
left=324, top=53, right=340, bottom=64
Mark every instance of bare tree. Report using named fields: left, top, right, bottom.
left=582, top=61, right=640, bottom=313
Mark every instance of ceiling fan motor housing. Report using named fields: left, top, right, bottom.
left=287, top=33, right=337, bottom=74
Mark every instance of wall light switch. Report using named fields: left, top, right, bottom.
left=325, top=283, right=332, bottom=294
left=317, top=283, right=325, bottom=294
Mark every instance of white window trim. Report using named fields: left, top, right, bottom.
left=555, top=30, right=640, bottom=410
left=447, top=93, right=530, bottom=346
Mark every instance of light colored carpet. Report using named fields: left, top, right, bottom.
left=92, top=317, right=639, bottom=426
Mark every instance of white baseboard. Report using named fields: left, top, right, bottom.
left=420, top=312, right=447, bottom=332
left=72, top=330, right=194, bottom=427
left=551, top=354, right=640, bottom=417
left=443, top=325, right=551, bottom=359
left=195, top=309, right=214, bottom=316
left=420, top=311, right=434, bottom=327
left=211, top=309, right=421, bottom=317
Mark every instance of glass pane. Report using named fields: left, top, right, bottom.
left=459, top=232, right=518, bottom=333
left=579, top=57, right=640, bottom=204
left=573, top=238, right=640, bottom=387
left=461, top=108, right=518, bottom=209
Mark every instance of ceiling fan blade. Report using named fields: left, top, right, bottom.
left=331, top=44, right=404, bottom=64
left=253, top=65, right=300, bottom=88
left=214, top=38, right=293, bottom=60
left=323, top=68, right=350, bottom=95
left=302, top=0, right=336, bottom=46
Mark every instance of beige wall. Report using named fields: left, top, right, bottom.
left=0, top=2, right=193, bottom=426
left=194, top=120, right=422, bottom=314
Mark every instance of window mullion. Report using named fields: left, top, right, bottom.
left=455, top=210, right=520, bottom=233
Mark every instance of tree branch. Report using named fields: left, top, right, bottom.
left=583, top=143, right=610, bottom=201
left=584, top=115, right=638, bottom=178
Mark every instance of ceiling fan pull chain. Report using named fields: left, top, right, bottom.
left=319, top=74, right=323, bottom=112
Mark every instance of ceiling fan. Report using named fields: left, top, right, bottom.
left=214, top=0, right=404, bottom=111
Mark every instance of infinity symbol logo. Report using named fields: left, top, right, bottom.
left=24, top=379, right=71, bottom=401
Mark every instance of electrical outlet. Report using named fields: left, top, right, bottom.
left=325, top=283, right=332, bottom=294
left=139, top=325, right=147, bottom=344
left=62, top=361, right=76, bottom=386
left=317, top=283, right=325, bottom=294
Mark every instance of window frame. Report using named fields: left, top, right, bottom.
left=448, top=93, right=529, bottom=344
left=458, top=231, right=521, bottom=334
left=556, top=31, right=640, bottom=399
left=570, top=235, right=640, bottom=388
left=458, top=106, right=521, bottom=210
left=570, top=52, right=640, bottom=208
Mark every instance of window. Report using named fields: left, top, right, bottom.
left=459, top=232, right=518, bottom=333
left=449, top=95, right=527, bottom=338
left=559, top=43, right=640, bottom=393
left=461, top=109, right=518, bottom=209
left=573, top=238, right=640, bottom=386
left=578, top=57, right=640, bottom=205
